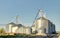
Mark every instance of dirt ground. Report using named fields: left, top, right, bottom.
left=58, top=34, right=60, bottom=38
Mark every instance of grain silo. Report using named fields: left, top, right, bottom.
left=32, top=9, right=56, bottom=35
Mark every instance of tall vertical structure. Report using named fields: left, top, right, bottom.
left=16, top=15, right=19, bottom=24
left=39, top=9, right=43, bottom=17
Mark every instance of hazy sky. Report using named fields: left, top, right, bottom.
left=0, top=0, right=60, bottom=31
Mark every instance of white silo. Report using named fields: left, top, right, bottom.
left=36, top=17, right=48, bottom=34
left=6, top=22, right=16, bottom=33
left=25, top=27, right=31, bottom=34
left=32, top=9, right=48, bottom=35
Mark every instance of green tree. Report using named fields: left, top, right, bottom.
left=0, top=28, right=5, bottom=34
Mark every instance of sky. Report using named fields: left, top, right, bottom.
left=0, top=0, right=60, bottom=31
